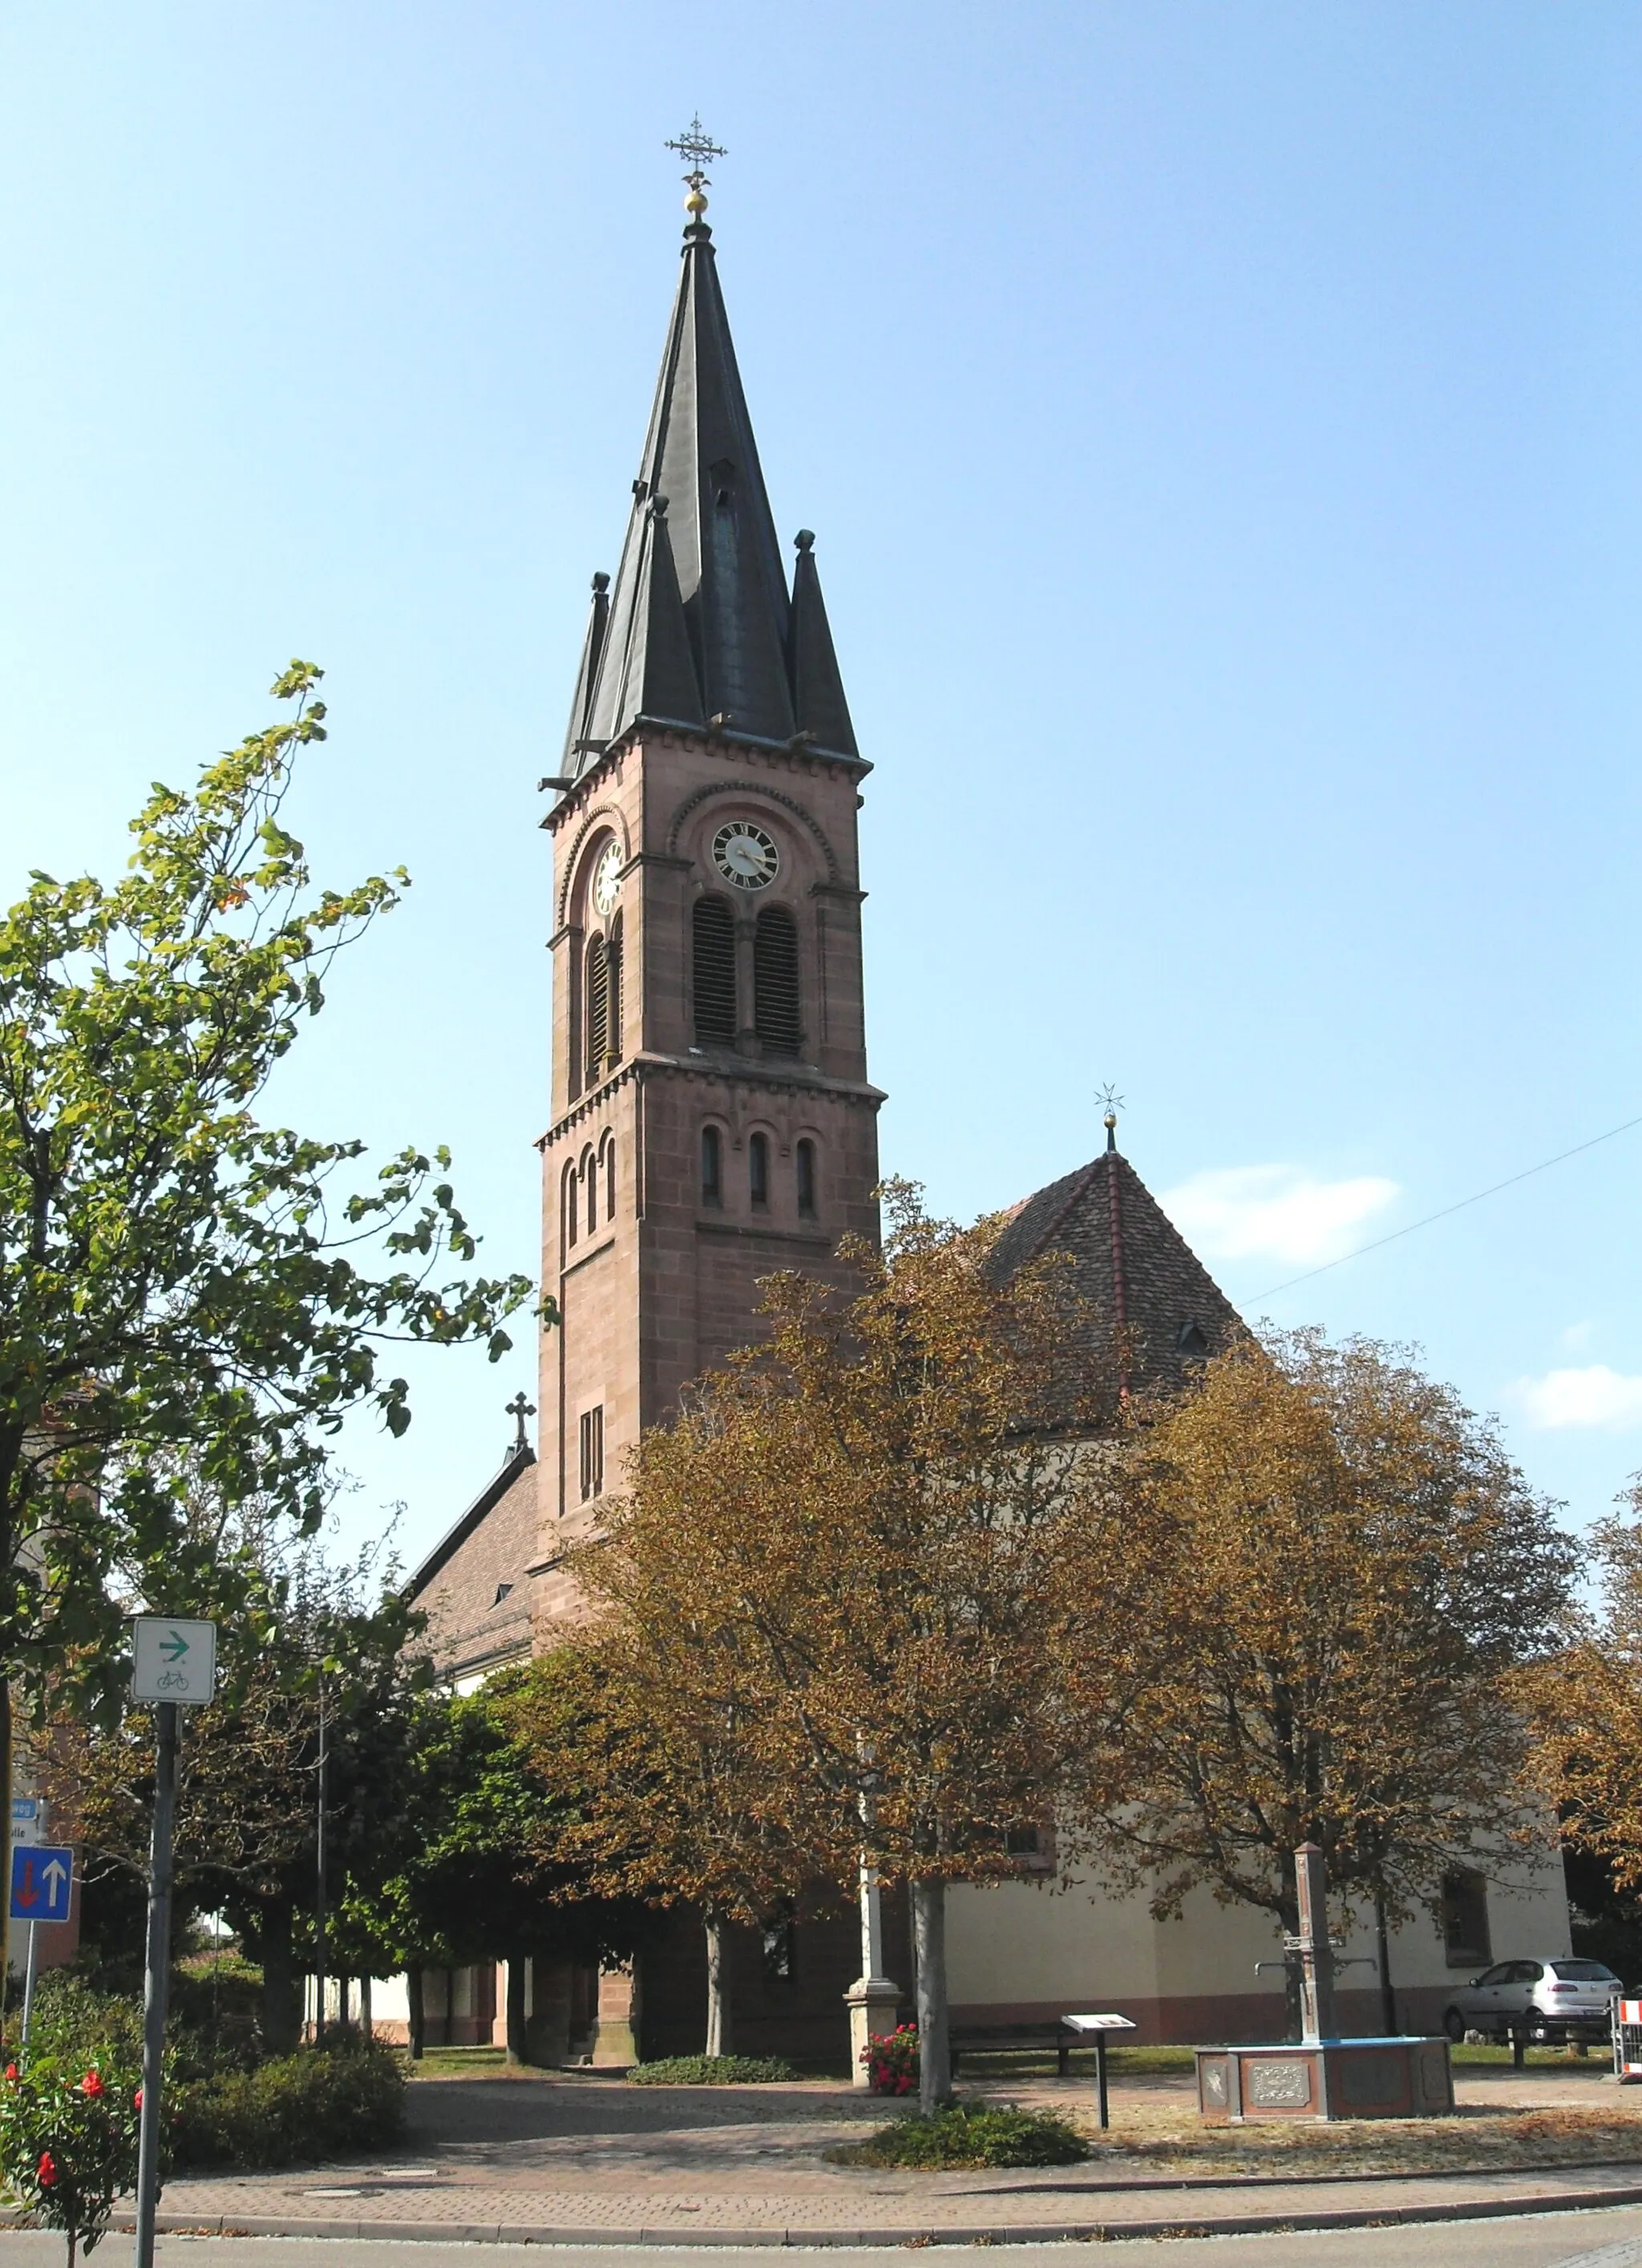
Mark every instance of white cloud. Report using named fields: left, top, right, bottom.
left=1517, top=1366, right=1642, bottom=1432
left=1159, top=1164, right=1401, bottom=1270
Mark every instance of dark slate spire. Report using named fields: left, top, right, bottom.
left=565, top=216, right=862, bottom=780
left=560, top=572, right=612, bottom=772
left=586, top=494, right=705, bottom=742
left=788, top=530, right=858, bottom=759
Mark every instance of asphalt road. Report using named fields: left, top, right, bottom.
left=6, top=2213, right=1642, bottom=2267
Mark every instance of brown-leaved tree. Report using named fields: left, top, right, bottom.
left=1062, top=1328, right=1575, bottom=2024
left=557, top=1185, right=1120, bottom=2110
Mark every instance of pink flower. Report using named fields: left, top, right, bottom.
left=133, top=2088, right=143, bottom=2111
left=37, top=2153, right=56, bottom=2188
left=80, top=2071, right=104, bottom=2098
left=3, top=2063, right=16, bottom=2083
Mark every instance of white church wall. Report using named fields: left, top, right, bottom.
left=944, top=1874, right=1161, bottom=2018
left=940, top=1838, right=1574, bottom=2044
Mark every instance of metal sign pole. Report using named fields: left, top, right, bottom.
left=133, top=1701, right=179, bottom=2268
left=20, top=1922, right=38, bottom=2053
left=313, top=1678, right=327, bottom=2047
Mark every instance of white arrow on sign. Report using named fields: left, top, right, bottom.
left=40, top=1860, right=67, bottom=1898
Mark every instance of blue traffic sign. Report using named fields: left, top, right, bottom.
left=10, top=1845, right=72, bottom=1923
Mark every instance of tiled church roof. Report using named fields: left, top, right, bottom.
left=408, top=1445, right=537, bottom=1684
left=989, top=1140, right=1244, bottom=1416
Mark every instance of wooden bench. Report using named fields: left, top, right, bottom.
left=948, top=2022, right=1078, bottom=2078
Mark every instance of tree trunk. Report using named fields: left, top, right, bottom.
left=338, top=1974, right=350, bottom=2029
left=506, top=1954, right=529, bottom=2065
left=407, top=1965, right=426, bottom=2061
left=704, top=1913, right=734, bottom=2058
left=1375, top=1890, right=1397, bottom=2036
left=360, top=1975, right=373, bottom=2040
left=912, top=1879, right=951, bottom=2115
left=259, top=1897, right=300, bottom=2056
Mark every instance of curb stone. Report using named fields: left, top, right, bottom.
left=71, top=2181, right=1642, bottom=2246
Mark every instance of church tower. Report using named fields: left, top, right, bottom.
left=535, top=195, right=883, bottom=1610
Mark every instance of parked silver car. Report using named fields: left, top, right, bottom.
left=1442, top=1957, right=1620, bottom=2046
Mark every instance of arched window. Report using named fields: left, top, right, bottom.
left=564, top=1161, right=579, bottom=1249
left=604, top=1138, right=617, bottom=1223
left=582, top=1148, right=597, bottom=1237
left=607, top=914, right=623, bottom=1065
left=754, top=905, right=801, bottom=1056
left=749, top=1132, right=769, bottom=1208
left=795, top=1139, right=817, bottom=1218
left=692, top=897, right=737, bottom=1046
left=585, top=935, right=609, bottom=1086
left=701, top=1124, right=722, bottom=1205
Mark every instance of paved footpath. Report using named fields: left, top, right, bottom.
left=14, top=2207, right=1642, bottom=2265
left=92, top=2068, right=1642, bottom=2250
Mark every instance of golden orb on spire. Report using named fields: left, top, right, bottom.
left=685, top=184, right=709, bottom=217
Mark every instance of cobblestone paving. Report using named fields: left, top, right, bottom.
left=131, top=2072, right=1642, bottom=2242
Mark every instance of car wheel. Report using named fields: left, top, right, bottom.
left=1443, top=2010, right=1466, bottom=2044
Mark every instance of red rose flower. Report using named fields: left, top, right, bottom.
left=37, top=2153, right=57, bottom=2188
left=3, top=2063, right=16, bottom=2082
left=80, top=2071, right=104, bottom=2098
left=133, top=2088, right=143, bottom=2111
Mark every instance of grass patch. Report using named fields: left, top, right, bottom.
left=1068, top=2100, right=1642, bottom=2179
left=630, top=2054, right=800, bottom=2085
left=408, top=2046, right=508, bottom=2077
left=830, top=2103, right=1090, bottom=2169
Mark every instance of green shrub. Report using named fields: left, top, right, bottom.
left=0, top=2051, right=148, bottom=2264
left=21, top=1978, right=146, bottom=2075
left=828, top=2102, right=1090, bottom=2169
left=172, top=2036, right=406, bottom=2169
left=629, top=2054, right=800, bottom=2085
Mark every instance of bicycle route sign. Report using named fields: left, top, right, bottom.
left=130, top=1617, right=217, bottom=1705
left=10, top=1844, right=73, bottom=1923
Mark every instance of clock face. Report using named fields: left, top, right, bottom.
left=712, top=821, right=779, bottom=891
left=591, top=842, right=623, bottom=917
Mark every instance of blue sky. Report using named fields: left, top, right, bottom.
left=3, top=1, right=1639, bottom=1570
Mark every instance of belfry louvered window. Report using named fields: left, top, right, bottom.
left=754, top=906, right=801, bottom=1056
left=606, top=916, right=623, bottom=1065
left=693, top=896, right=737, bottom=1045
left=585, top=936, right=609, bottom=1086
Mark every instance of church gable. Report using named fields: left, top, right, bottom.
left=408, top=1448, right=538, bottom=1684
left=991, top=1144, right=1244, bottom=1411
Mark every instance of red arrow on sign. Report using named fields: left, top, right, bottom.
left=14, top=1860, right=39, bottom=1910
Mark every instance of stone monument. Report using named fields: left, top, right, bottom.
left=1195, top=1843, right=1454, bottom=2122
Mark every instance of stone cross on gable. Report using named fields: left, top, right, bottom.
left=505, top=1391, right=536, bottom=1455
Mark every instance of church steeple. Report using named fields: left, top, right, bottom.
left=564, top=214, right=857, bottom=779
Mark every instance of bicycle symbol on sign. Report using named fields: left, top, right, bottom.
left=155, top=1671, right=189, bottom=1692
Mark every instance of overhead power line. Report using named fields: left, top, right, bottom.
left=1251, top=1109, right=1642, bottom=1304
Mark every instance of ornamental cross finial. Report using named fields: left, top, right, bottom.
left=505, top=1391, right=536, bottom=1454
left=1097, top=1083, right=1126, bottom=1152
left=665, top=115, right=728, bottom=219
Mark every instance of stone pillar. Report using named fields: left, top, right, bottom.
left=588, top=1959, right=641, bottom=2068
left=1296, top=1841, right=1337, bottom=2043
left=845, top=1853, right=902, bottom=2089
left=527, top=1958, right=574, bottom=2067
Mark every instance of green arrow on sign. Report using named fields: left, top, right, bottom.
left=160, top=1631, right=189, bottom=1662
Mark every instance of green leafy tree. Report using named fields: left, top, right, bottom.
left=0, top=662, right=536, bottom=1943
left=34, top=1492, right=429, bottom=2052
left=356, top=1662, right=650, bottom=2063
